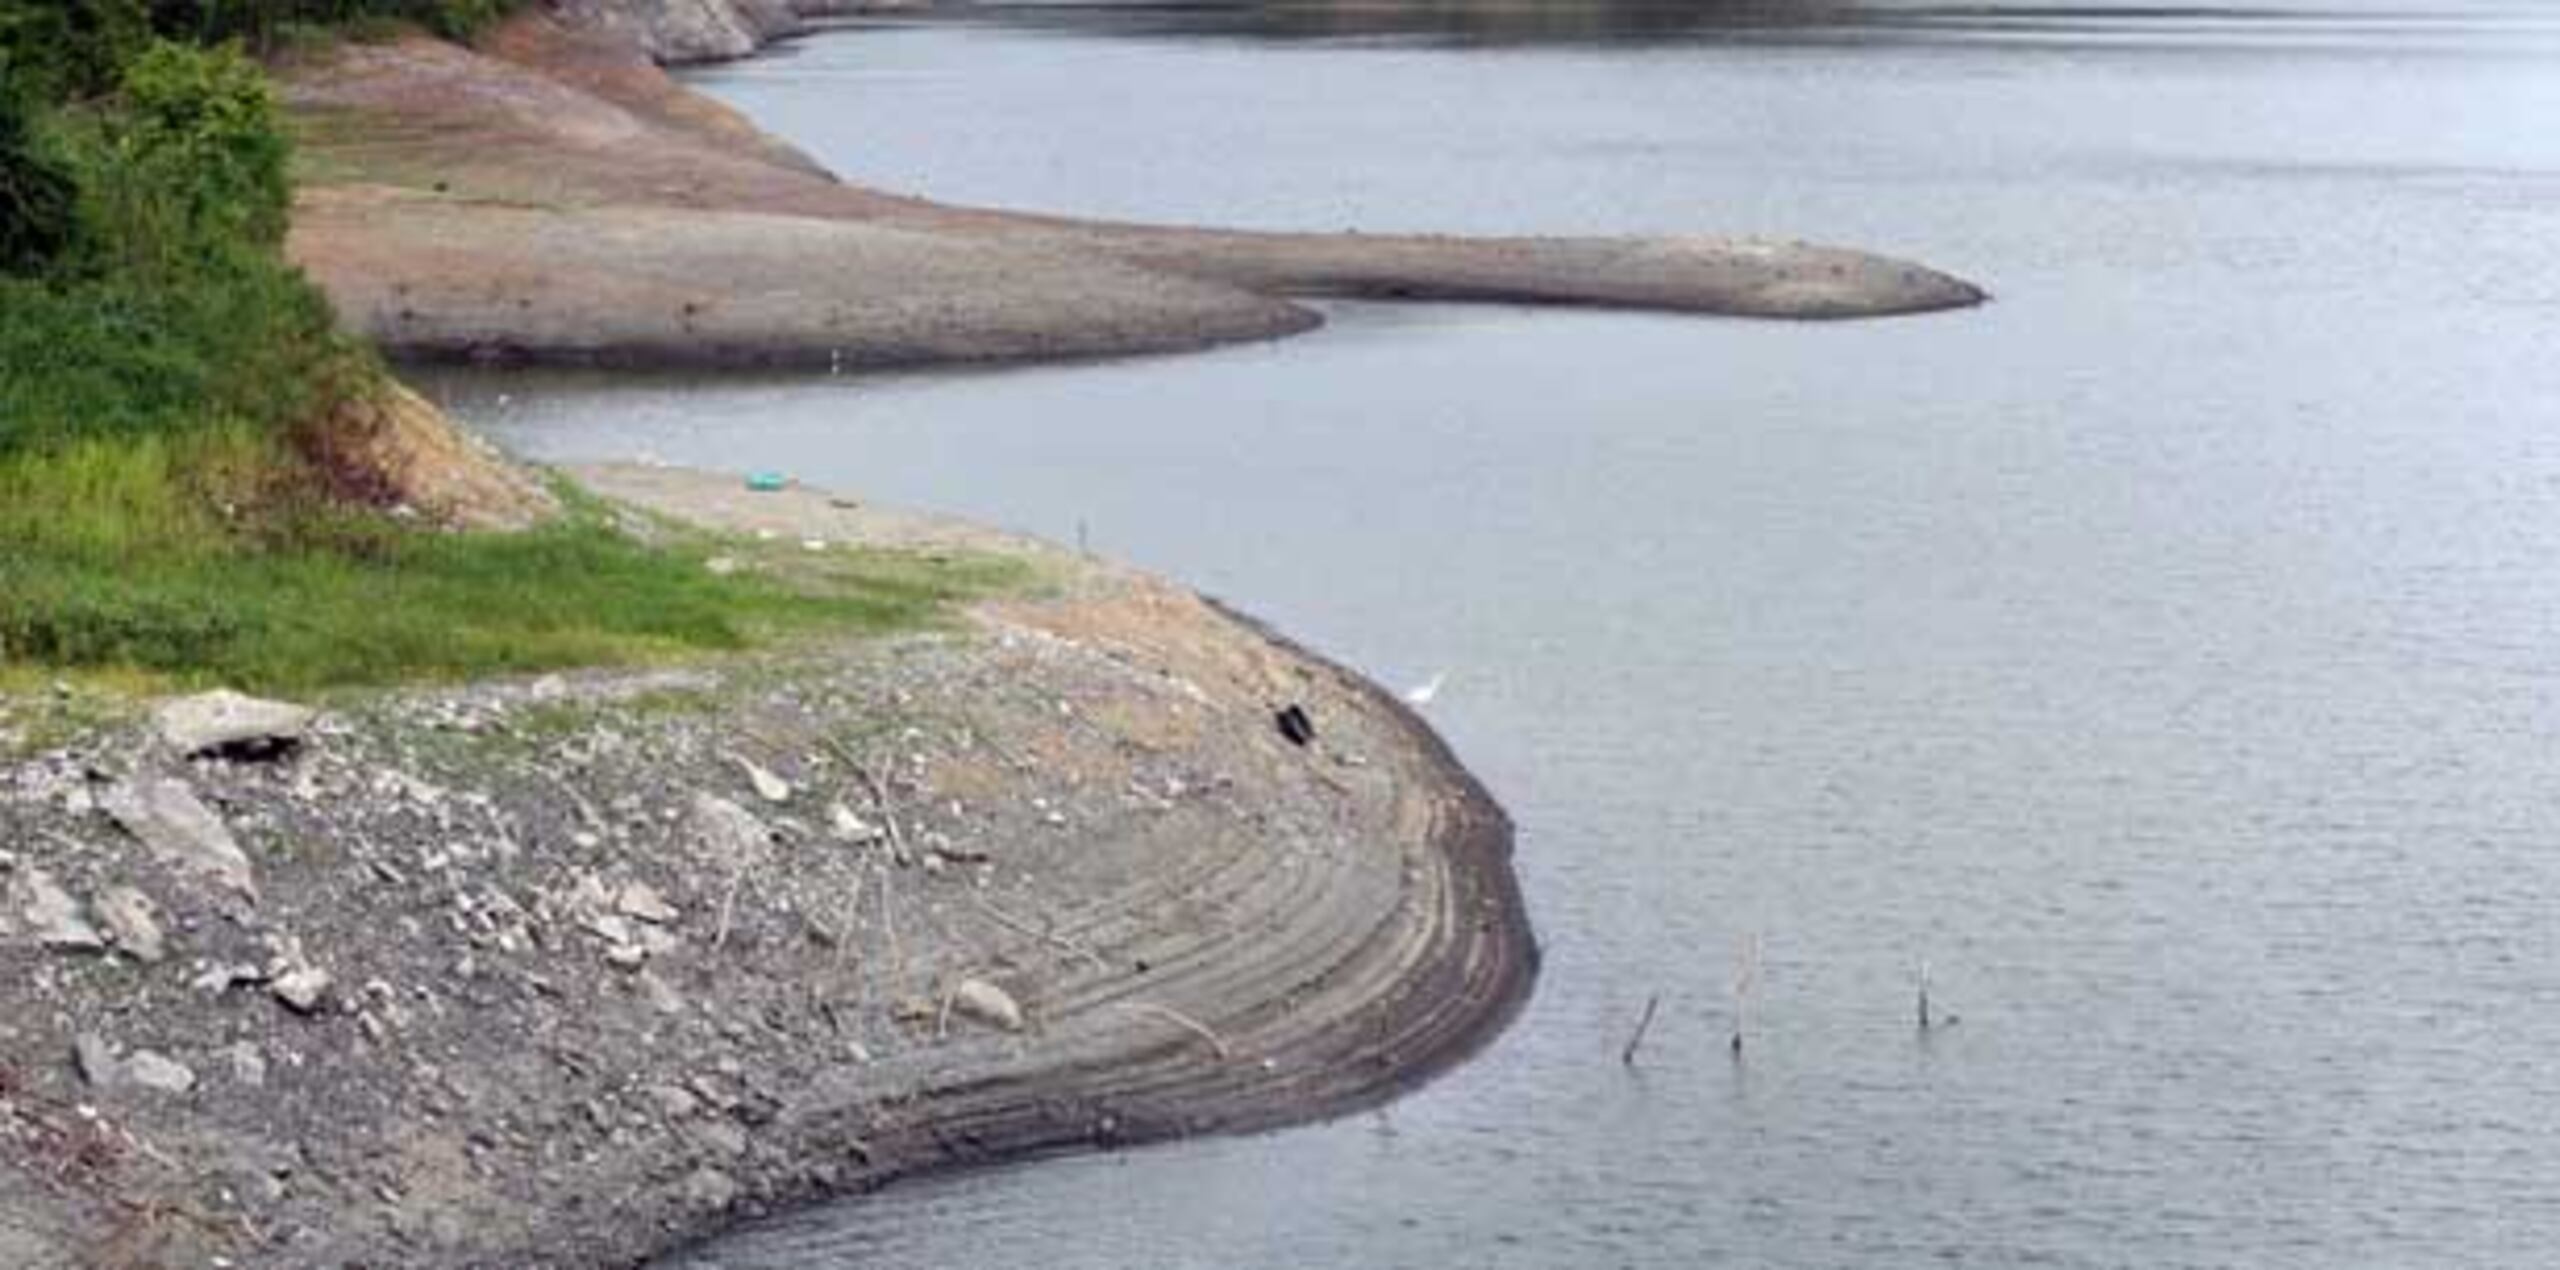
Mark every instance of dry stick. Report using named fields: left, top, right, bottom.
left=1730, top=932, right=1763, bottom=1058
left=878, top=854, right=905, bottom=988
left=839, top=747, right=913, bottom=867
left=832, top=870, right=866, bottom=973
left=1621, top=993, right=1662, bottom=1067
left=972, top=894, right=1110, bottom=971
left=709, top=832, right=756, bottom=953
left=1916, top=956, right=1933, bottom=1032
left=1110, top=1001, right=1232, bottom=1061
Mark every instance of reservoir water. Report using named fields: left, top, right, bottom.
left=423, top=3, right=2560, bottom=1265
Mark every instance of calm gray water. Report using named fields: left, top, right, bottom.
left=423, top=4, right=2560, bottom=1265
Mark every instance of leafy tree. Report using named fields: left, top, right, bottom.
left=100, top=39, right=293, bottom=266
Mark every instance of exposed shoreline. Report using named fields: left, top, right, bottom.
left=279, top=5, right=1987, bottom=371
left=0, top=466, right=1535, bottom=1267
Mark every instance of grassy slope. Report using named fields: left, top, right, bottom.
left=0, top=23, right=1014, bottom=695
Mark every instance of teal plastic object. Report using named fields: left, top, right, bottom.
left=745, top=472, right=788, bottom=493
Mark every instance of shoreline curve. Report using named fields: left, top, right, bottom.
left=0, top=463, right=1539, bottom=1269
left=280, top=5, right=1988, bottom=371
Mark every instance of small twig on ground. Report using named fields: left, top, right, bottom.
left=1622, top=992, right=1661, bottom=1067
left=838, top=746, right=913, bottom=866
left=1109, top=1001, right=1232, bottom=1060
left=713, top=855, right=748, bottom=951
left=1917, top=956, right=1932, bottom=1032
left=971, top=894, right=1110, bottom=970
left=879, top=856, right=905, bottom=987
left=833, top=871, right=865, bottom=973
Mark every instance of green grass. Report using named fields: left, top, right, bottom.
left=0, top=436, right=1023, bottom=694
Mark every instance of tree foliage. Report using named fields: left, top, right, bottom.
left=0, top=94, right=78, bottom=276
left=1, top=0, right=519, bottom=88
left=106, top=41, right=293, bottom=256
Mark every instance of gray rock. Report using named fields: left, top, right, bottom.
left=581, top=911, right=636, bottom=946
left=634, top=969, right=687, bottom=1016
left=690, top=794, right=770, bottom=865
left=826, top=801, right=881, bottom=844
left=952, top=978, right=1025, bottom=1032
left=687, top=1118, right=749, bottom=1158
left=94, top=886, right=166, bottom=963
left=227, top=1041, right=268, bottom=1088
left=17, top=871, right=104, bottom=952
left=273, top=965, right=334, bottom=1015
left=72, top=1033, right=118, bottom=1086
left=154, top=690, right=315, bottom=759
left=101, top=778, right=257, bottom=900
left=643, top=1082, right=701, bottom=1119
left=680, top=1166, right=738, bottom=1212
left=124, top=1050, right=195, bottom=1094
left=616, top=882, right=679, bottom=925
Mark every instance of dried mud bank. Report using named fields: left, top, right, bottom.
left=280, top=5, right=1986, bottom=370
left=0, top=469, right=1534, bottom=1268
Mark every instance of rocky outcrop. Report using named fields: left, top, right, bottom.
left=547, top=0, right=806, bottom=64
left=543, top=0, right=922, bottom=64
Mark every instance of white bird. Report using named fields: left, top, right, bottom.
left=1403, top=671, right=1447, bottom=706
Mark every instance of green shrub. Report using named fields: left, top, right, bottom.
left=0, top=96, right=78, bottom=275
left=0, top=0, right=1002, bottom=694
left=0, top=1, right=151, bottom=102
left=103, top=41, right=292, bottom=257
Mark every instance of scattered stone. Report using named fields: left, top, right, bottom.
left=951, top=978, right=1025, bottom=1033
left=68, top=1034, right=194, bottom=1094
left=734, top=756, right=792, bottom=804
left=617, top=883, right=679, bottom=926
left=272, top=965, right=334, bottom=1015
left=690, top=794, right=770, bottom=865
left=101, top=778, right=257, bottom=900
left=643, top=1083, right=700, bottom=1119
left=680, top=1166, right=737, bottom=1212
left=581, top=912, right=636, bottom=946
left=72, top=1033, right=119, bottom=1086
left=154, top=690, right=315, bottom=759
left=704, top=555, right=742, bottom=577
left=227, top=1042, right=268, bottom=1088
left=1275, top=703, right=1317, bottom=747
left=192, top=962, right=262, bottom=994
left=17, top=870, right=105, bottom=952
left=826, top=802, right=880, bottom=844
left=603, top=944, right=647, bottom=970
left=94, top=885, right=167, bottom=963
left=125, top=1050, right=196, bottom=1094
left=687, top=1118, right=749, bottom=1159
left=634, top=969, right=686, bottom=1016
